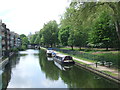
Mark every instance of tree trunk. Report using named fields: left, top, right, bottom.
left=79, top=46, right=81, bottom=51
left=51, top=43, right=52, bottom=47
left=107, top=3, right=120, bottom=41
left=115, top=20, right=120, bottom=41
left=71, top=45, right=73, bottom=50
left=106, top=47, right=108, bottom=51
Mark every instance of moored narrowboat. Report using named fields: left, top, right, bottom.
left=46, top=50, right=53, bottom=57
left=53, top=54, right=75, bottom=64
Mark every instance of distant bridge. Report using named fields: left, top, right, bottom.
left=28, top=44, right=40, bottom=49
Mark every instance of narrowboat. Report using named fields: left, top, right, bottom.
left=53, top=54, right=75, bottom=64
left=46, top=48, right=54, bottom=57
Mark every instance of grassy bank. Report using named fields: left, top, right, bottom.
left=42, top=47, right=119, bottom=81
left=55, top=50, right=119, bottom=77
left=58, top=47, right=120, bottom=69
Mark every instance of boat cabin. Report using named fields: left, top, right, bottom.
left=54, top=54, right=74, bottom=64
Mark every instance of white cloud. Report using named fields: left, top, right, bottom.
left=0, top=0, right=69, bottom=35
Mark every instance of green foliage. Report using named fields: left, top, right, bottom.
left=31, top=2, right=120, bottom=50
left=39, top=20, right=59, bottom=47
left=58, top=26, right=70, bottom=46
left=89, top=11, right=119, bottom=49
left=21, top=45, right=27, bottom=50
left=20, top=34, right=29, bottom=50
left=68, top=31, right=75, bottom=48
left=10, top=48, right=19, bottom=52
left=56, top=48, right=119, bottom=68
left=30, top=34, right=38, bottom=44
left=22, top=37, right=29, bottom=45
left=20, top=34, right=26, bottom=39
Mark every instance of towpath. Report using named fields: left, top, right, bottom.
left=54, top=50, right=119, bottom=79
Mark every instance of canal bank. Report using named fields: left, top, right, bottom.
left=0, top=52, right=17, bottom=70
left=41, top=47, right=120, bottom=84
left=1, top=49, right=119, bottom=88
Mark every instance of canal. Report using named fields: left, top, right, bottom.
left=0, top=49, right=119, bottom=89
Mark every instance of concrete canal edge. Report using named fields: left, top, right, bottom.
left=40, top=47, right=120, bottom=84
left=75, top=62, right=120, bottom=84
left=0, top=52, right=15, bottom=70
left=0, top=58, right=9, bottom=70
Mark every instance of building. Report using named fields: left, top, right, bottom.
left=1, top=23, right=6, bottom=57
left=10, top=31, right=22, bottom=49
left=0, top=20, right=2, bottom=61
left=1, top=22, right=11, bottom=57
left=10, top=31, right=15, bottom=49
left=6, top=28, right=11, bottom=52
left=17, top=37, right=21, bottom=48
left=0, top=20, right=21, bottom=58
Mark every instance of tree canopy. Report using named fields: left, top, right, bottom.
left=29, top=1, right=120, bottom=50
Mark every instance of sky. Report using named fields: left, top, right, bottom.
left=0, top=0, right=70, bottom=35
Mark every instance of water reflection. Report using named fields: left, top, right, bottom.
left=1, top=49, right=119, bottom=89
left=47, top=57, right=53, bottom=61
left=2, top=54, right=20, bottom=90
left=54, top=61, right=73, bottom=71
left=39, top=50, right=59, bottom=81
left=39, top=49, right=119, bottom=88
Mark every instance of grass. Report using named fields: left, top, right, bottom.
left=102, top=71, right=118, bottom=77
left=96, top=52, right=120, bottom=67
left=56, top=50, right=95, bottom=63
left=60, top=47, right=120, bottom=53
left=59, top=47, right=119, bottom=68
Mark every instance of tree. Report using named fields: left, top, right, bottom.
left=89, top=11, right=119, bottom=50
left=74, top=29, right=87, bottom=50
left=68, top=31, right=75, bottom=50
left=42, top=20, right=59, bottom=47
left=58, top=26, right=70, bottom=46
left=60, top=3, right=89, bottom=49
left=20, top=34, right=26, bottom=39
left=20, top=34, right=29, bottom=50
left=78, top=2, right=120, bottom=41
left=30, top=34, right=38, bottom=44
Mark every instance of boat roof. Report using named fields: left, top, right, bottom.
left=56, top=53, right=72, bottom=58
left=47, top=48, right=53, bottom=50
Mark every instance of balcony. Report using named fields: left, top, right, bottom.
left=2, top=47, right=6, bottom=50
left=2, top=40, right=5, bottom=45
left=2, top=33, right=5, bottom=37
left=7, top=46, right=10, bottom=50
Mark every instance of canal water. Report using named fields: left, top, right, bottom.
left=0, top=49, right=119, bottom=89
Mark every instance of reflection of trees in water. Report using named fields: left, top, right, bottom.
left=38, top=50, right=119, bottom=88
left=60, top=66, right=119, bottom=88
left=2, top=54, right=20, bottom=90
left=2, top=63, right=11, bottom=90
left=9, top=54, right=20, bottom=69
left=39, top=49, right=59, bottom=81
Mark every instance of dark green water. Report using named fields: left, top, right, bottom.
left=0, top=49, right=119, bottom=89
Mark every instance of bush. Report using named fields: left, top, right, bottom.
left=10, top=48, right=18, bottom=52
left=13, top=48, right=19, bottom=52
